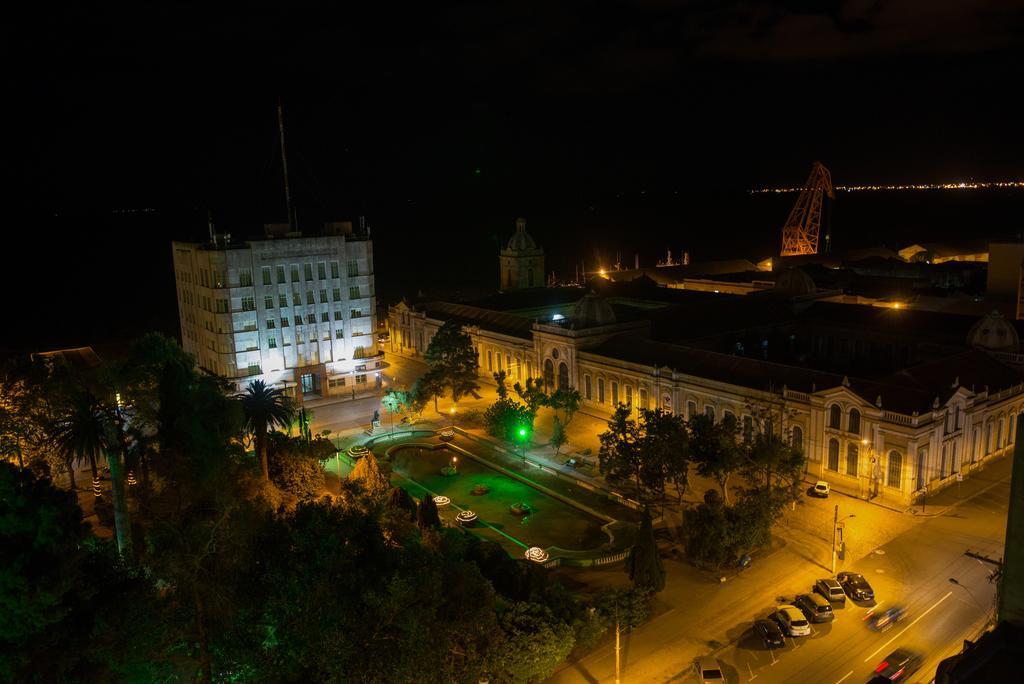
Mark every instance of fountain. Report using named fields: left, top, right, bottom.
left=525, top=546, right=550, bottom=563
left=348, top=444, right=370, bottom=460
left=432, top=495, right=451, bottom=507
left=470, top=483, right=490, bottom=496
left=509, top=502, right=532, bottom=517
left=456, top=510, right=478, bottom=526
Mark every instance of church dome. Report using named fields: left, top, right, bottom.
left=773, top=267, right=817, bottom=297
left=506, top=217, right=538, bottom=251
left=967, top=310, right=1020, bottom=352
left=573, top=293, right=617, bottom=328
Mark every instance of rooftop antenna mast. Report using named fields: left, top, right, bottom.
left=207, top=209, right=216, bottom=247
left=277, top=97, right=296, bottom=232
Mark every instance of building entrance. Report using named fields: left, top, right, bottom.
left=300, top=372, right=321, bottom=396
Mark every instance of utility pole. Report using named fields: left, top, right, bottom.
left=614, top=618, right=622, bottom=684
left=831, top=504, right=839, bottom=574
left=276, top=97, right=296, bottom=232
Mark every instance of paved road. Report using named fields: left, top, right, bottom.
left=707, top=476, right=1009, bottom=684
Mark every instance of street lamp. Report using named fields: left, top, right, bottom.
left=449, top=405, right=457, bottom=429
left=831, top=506, right=856, bottom=574
left=948, top=577, right=987, bottom=612
left=517, top=426, right=529, bottom=464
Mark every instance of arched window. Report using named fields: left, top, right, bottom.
left=846, top=442, right=859, bottom=476
left=543, top=359, right=554, bottom=390
left=998, top=416, right=1005, bottom=449
left=764, top=418, right=774, bottom=436
left=1010, top=414, right=1016, bottom=444
left=743, top=415, right=754, bottom=442
left=828, top=404, right=842, bottom=429
left=827, top=438, right=840, bottom=471
left=639, top=388, right=648, bottom=409
left=986, top=420, right=994, bottom=453
left=704, top=405, right=716, bottom=421
left=723, top=409, right=735, bottom=423
left=583, top=374, right=592, bottom=400
left=848, top=408, right=861, bottom=435
left=598, top=378, right=605, bottom=403
left=916, top=448, right=927, bottom=490
left=940, top=445, right=947, bottom=477
left=687, top=401, right=697, bottom=419
left=557, top=362, right=569, bottom=391
left=972, top=427, right=981, bottom=462
left=887, top=450, right=902, bottom=489
left=792, top=426, right=804, bottom=453
left=486, top=350, right=493, bottom=371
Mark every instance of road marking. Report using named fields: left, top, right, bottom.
left=747, top=661, right=757, bottom=681
left=864, top=591, right=954, bottom=663
left=835, top=671, right=854, bottom=684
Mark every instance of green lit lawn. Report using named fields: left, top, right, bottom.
left=389, top=445, right=609, bottom=552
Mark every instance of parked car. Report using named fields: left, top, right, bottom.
left=754, top=619, right=786, bottom=648
left=872, top=648, right=924, bottom=681
left=810, top=480, right=830, bottom=497
left=695, top=655, right=725, bottom=683
left=814, top=578, right=847, bottom=604
left=795, top=592, right=835, bottom=623
left=773, top=605, right=811, bottom=637
left=837, top=571, right=875, bottom=601
left=868, top=605, right=908, bottom=631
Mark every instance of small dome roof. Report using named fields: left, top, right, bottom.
left=967, top=310, right=1020, bottom=352
left=506, top=217, right=538, bottom=251
left=573, top=293, right=617, bottom=328
left=773, top=268, right=817, bottom=297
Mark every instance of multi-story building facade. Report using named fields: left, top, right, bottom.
left=388, top=284, right=1024, bottom=507
left=173, top=223, right=380, bottom=401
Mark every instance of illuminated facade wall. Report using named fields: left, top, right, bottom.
left=172, top=234, right=378, bottom=399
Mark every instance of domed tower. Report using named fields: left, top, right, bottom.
left=500, top=217, right=544, bottom=290
left=572, top=292, right=617, bottom=329
left=967, top=310, right=1021, bottom=352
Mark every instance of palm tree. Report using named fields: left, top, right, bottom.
left=51, top=390, right=133, bottom=556
left=240, top=380, right=294, bottom=481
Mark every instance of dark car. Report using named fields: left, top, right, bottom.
left=837, top=571, right=875, bottom=601
left=754, top=619, right=786, bottom=648
left=814, top=578, right=847, bottom=604
left=867, top=605, right=907, bottom=631
left=795, top=592, right=835, bottom=623
left=872, top=648, right=923, bottom=681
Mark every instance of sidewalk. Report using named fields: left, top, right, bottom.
left=909, top=451, right=1013, bottom=517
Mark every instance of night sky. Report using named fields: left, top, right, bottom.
left=10, top=1, right=1024, bottom=353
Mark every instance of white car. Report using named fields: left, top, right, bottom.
left=812, top=481, right=830, bottom=498
left=774, top=605, right=811, bottom=637
left=695, top=655, right=724, bottom=683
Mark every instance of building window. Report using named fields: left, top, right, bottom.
left=304, top=263, right=313, bottom=281
left=828, top=404, right=841, bottom=429
left=329, top=377, right=346, bottom=389
left=998, top=417, right=1005, bottom=449
left=625, top=385, right=633, bottom=407
left=317, top=262, right=326, bottom=280
left=276, top=265, right=286, bottom=284
left=262, top=266, right=272, bottom=285
left=887, top=451, right=902, bottom=488
left=347, top=260, right=359, bottom=277
left=584, top=374, right=592, bottom=400
left=353, top=346, right=368, bottom=359
left=279, top=294, right=288, bottom=308
left=216, top=298, right=229, bottom=313
left=333, top=288, right=341, bottom=301
left=356, top=373, right=367, bottom=384
left=687, top=401, right=697, bottom=419
left=306, top=314, right=316, bottom=325
left=544, top=359, right=554, bottom=390
left=487, top=350, right=493, bottom=371
left=336, top=328, right=344, bottom=339
left=294, top=315, right=302, bottom=326
left=743, top=415, right=753, bottom=442
left=321, top=312, right=329, bottom=323
left=827, top=438, right=840, bottom=471
left=704, top=405, right=715, bottom=421
left=292, top=293, right=301, bottom=307
left=972, top=427, right=981, bottom=462
left=846, top=442, right=859, bottom=476
left=639, top=388, right=648, bottom=409
left=986, top=421, right=994, bottom=453
left=281, top=317, right=289, bottom=328
left=320, top=289, right=328, bottom=303
left=330, top=261, right=340, bottom=278
left=334, top=310, right=343, bottom=321
left=792, top=426, right=803, bottom=452
left=611, top=381, right=619, bottom=405
left=239, top=269, right=252, bottom=286
left=241, top=296, right=255, bottom=311
left=558, top=362, right=569, bottom=391
left=598, top=378, right=605, bottom=403
left=268, top=336, right=277, bottom=349
left=266, top=319, right=276, bottom=329
left=848, top=408, right=861, bottom=435
left=349, top=286, right=361, bottom=299
left=916, top=448, right=927, bottom=489
left=306, top=291, right=314, bottom=306
left=264, top=295, right=274, bottom=309
left=290, top=265, right=299, bottom=282
left=352, top=309, right=363, bottom=318
left=723, top=409, right=735, bottom=423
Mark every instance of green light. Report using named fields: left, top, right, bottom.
left=518, top=428, right=527, bottom=438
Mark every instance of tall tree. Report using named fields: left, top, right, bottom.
left=598, top=405, right=643, bottom=499
left=51, top=390, right=104, bottom=501
left=638, top=408, right=690, bottom=508
left=627, top=508, right=665, bottom=593
left=688, top=413, right=743, bottom=504
left=240, top=379, right=294, bottom=481
left=417, top=493, right=441, bottom=530
left=424, top=321, right=480, bottom=408
left=349, top=451, right=391, bottom=502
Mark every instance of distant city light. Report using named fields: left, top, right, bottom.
left=750, top=180, right=1024, bottom=194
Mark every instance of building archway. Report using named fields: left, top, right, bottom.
left=543, top=359, right=554, bottom=390
left=557, top=362, right=569, bottom=391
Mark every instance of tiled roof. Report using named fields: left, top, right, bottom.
left=416, top=301, right=535, bottom=340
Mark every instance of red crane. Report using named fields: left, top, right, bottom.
left=780, top=161, right=835, bottom=257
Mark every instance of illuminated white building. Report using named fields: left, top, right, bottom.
left=172, top=222, right=380, bottom=400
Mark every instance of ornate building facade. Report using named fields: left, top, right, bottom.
left=388, top=282, right=1024, bottom=506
